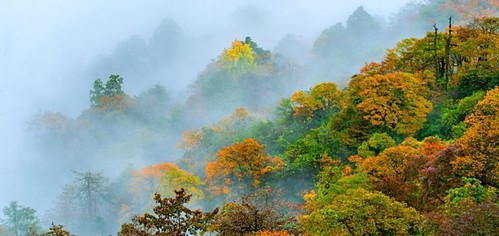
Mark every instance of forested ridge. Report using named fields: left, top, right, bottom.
left=1, top=1, right=498, bottom=235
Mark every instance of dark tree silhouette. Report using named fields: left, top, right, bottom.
left=118, top=188, right=218, bottom=235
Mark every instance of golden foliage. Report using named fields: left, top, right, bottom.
left=205, top=138, right=284, bottom=197
left=219, top=39, right=256, bottom=73
left=453, top=87, right=499, bottom=186
left=290, top=82, right=342, bottom=120
left=352, top=72, right=432, bottom=134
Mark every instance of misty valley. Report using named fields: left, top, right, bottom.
left=1, top=1, right=498, bottom=235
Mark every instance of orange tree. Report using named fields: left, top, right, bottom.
left=205, top=138, right=284, bottom=200
left=452, top=87, right=499, bottom=187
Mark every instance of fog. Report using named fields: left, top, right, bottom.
left=0, top=0, right=413, bottom=229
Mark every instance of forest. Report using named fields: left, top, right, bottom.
left=1, top=0, right=498, bottom=235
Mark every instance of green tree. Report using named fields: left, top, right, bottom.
left=302, top=168, right=421, bottom=235
left=441, top=91, right=486, bottom=138
left=104, top=74, right=124, bottom=97
left=1, top=201, right=40, bottom=236
left=89, top=79, right=105, bottom=108
left=89, top=74, right=129, bottom=112
left=357, top=132, right=396, bottom=158
left=244, top=36, right=271, bottom=65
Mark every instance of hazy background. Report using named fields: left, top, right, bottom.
left=0, top=0, right=413, bottom=215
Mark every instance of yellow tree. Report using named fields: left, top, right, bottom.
left=158, top=167, right=204, bottom=201
left=128, top=163, right=203, bottom=212
left=219, top=39, right=256, bottom=75
left=351, top=72, right=432, bottom=135
left=290, top=82, right=343, bottom=120
left=452, top=87, right=499, bottom=187
left=205, top=138, right=284, bottom=199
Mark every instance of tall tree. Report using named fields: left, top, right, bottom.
left=1, top=201, right=39, bottom=236
left=72, top=171, right=109, bottom=220
left=89, top=79, right=105, bottom=108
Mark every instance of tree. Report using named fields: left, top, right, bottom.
left=454, top=17, right=499, bottom=97
left=301, top=168, right=421, bottom=235
left=205, top=138, right=284, bottom=199
left=212, top=201, right=283, bottom=236
left=1, top=201, right=39, bottom=236
left=244, top=36, right=271, bottom=65
left=211, top=187, right=299, bottom=236
left=129, top=163, right=179, bottom=212
left=219, top=39, right=256, bottom=75
left=284, top=124, right=340, bottom=177
left=357, top=137, right=448, bottom=209
left=424, top=178, right=499, bottom=235
left=45, top=171, right=111, bottom=235
left=42, top=224, right=75, bottom=236
left=89, top=79, right=105, bottom=108
left=178, top=108, right=258, bottom=179
left=118, top=189, right=218, bottom=236
left=452, top=87, right=499, bottom=187
left=158, top=165, right=205, bottom=202
left=290, top=82, right=342, bottom=121
left=44, top=185, right=81, bottom=234
left=357, top=132, right=396, bottom=158
left=89, top=74, right=131, bottom=112
left=442, top=91, right=486, bottom=138
left=72, top=171, right=109, bottom=221
left=419, top=143, right=463, bottom=211
left=350, top=72, right=433, bottom=135
left=104, top=74, right=124, bottom=97
left=303, top=188, right=421, bottom=235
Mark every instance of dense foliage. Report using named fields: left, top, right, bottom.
left=3, top=2, right=498, bottom=235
